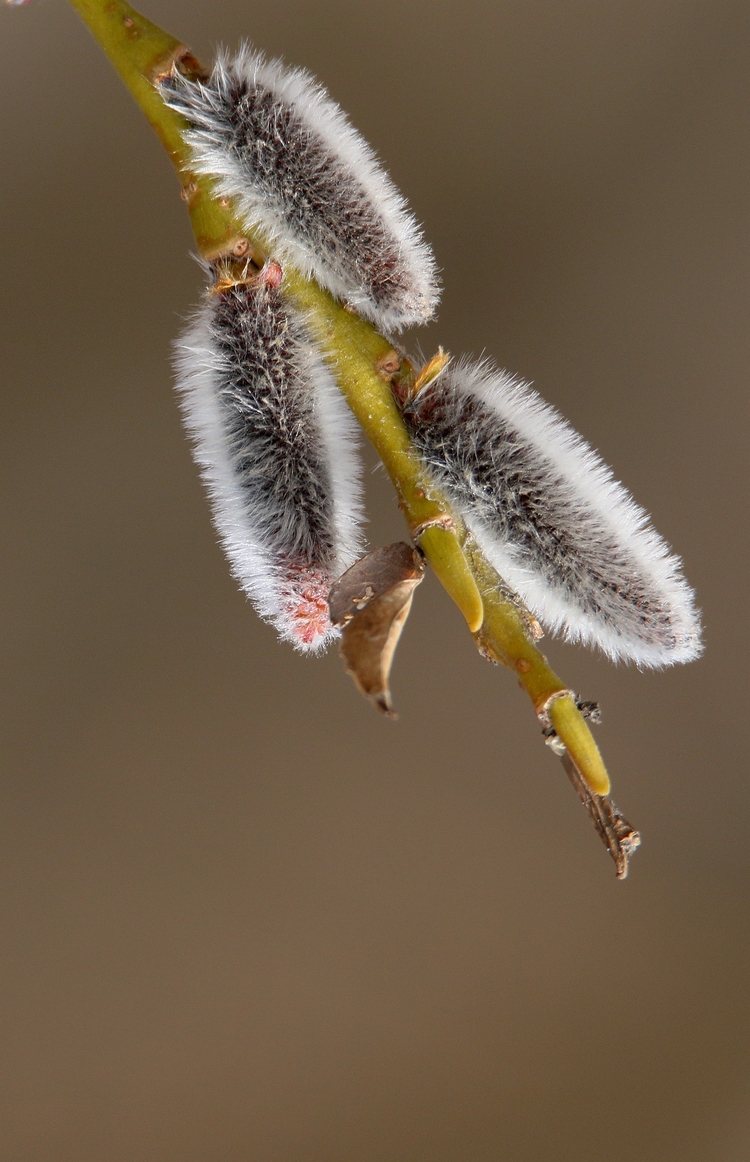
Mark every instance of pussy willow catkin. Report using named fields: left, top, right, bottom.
left=175, top=263, right=364, bottom=651
left=159, top=47, right=439, bottom=333
left=400, top=359, right=702, bottom=666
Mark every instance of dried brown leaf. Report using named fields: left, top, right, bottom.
left=329, top=543, right=425, bottom=716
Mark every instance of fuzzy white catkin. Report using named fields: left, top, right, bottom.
left=175, top=267, right=364, bottom=651
left=401, top=359, right=702, bottom=666
left=159, top=47, right=440, bottom=333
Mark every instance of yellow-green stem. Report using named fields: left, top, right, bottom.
left=67, top=0, right=245, bottom=257
left=283, top=272, right=486, bottom=635
left=548, top=697, right=609, bottom=796
left=66, top=0, right=611, bottom=797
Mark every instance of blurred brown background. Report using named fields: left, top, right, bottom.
left=1, top=1, right=749, bottom=1159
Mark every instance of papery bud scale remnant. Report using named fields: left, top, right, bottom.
left=400, top=358, right=702, bottom=667
left=175, top=264, right=364, bottom=651
left=159, top=47, right=440, bottom=333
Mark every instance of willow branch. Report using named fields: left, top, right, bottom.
left=65, top=0, right=616, bottom=810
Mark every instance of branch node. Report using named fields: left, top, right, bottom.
left=375, top=348, right=402, bottom=380
left=411, top=513, right=454, bottom=541
left=537, top=688, right=577, bottom=726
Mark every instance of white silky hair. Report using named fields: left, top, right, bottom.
left=402, top=358, right=702, bottom=667
left=159, top=46, right=440, bottom=333
left=174, top=275, right=364, bottom=652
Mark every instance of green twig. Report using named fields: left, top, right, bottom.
left=65, top=0, right=621, bottom=821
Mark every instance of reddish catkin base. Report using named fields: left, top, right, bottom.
left=282, top=566, right=335, bottom=648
